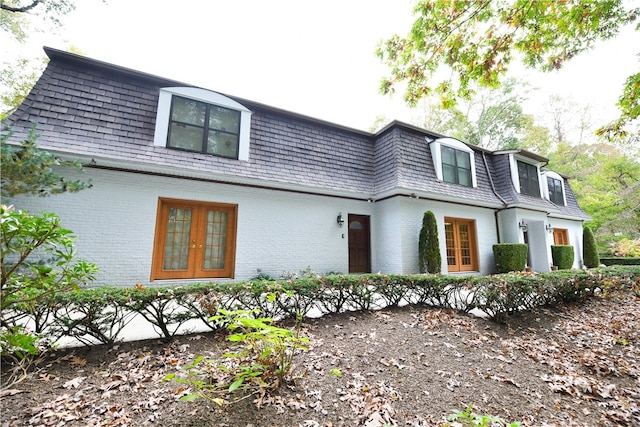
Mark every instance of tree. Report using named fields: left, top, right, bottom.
left=546, top=142, right=640, bottom=249
left=377, top=0, right=639, bottom=138
left=417, top=78, right=528, bottom=150
left=1, top=126, right=92, bottom=200
left=418, top=211, right=441, bottom=274
left=1, top=0, right=76, bottom=41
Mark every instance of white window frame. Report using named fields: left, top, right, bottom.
left=153, top=87, right=252, bottom=161
left=542, top=171, right=566, bottom=206
left=429, top=137, right=477, bottom=187
left=509, top=154, right=542, bottom=197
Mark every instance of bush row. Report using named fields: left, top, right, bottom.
left=600, top=257, right=640, bottom=266
left=6, top=266, right=639, bottom=347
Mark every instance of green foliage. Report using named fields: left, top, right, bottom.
left=600, top=257, right=640, bottom=266
left=583, top=226, right=600, bottom=268
left=547, top=142, right=640, bottom=247
left=1, top=0, right=77, bottom=41
left=551, top=245, right=575, bottom=270
left=0, top=57, right=46, bottom=119
left=492, top=244, right=527, bottom=273
left=446, top=404, right=521, bottom=427
left=1, top=126, right=92, bottom=200
left=376, top=0, right=638, bottom=136
left=0, top=205, right=98, bottom=315
left=164, top=307, right=309, bottom=404
left=608, top=238, right=640, bottom=257
left=418, top=211, right=442, bottom=274
left=0, top=205, right=97, bottom=385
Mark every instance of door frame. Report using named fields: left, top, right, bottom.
left=348, top=214, right=371, bottom=274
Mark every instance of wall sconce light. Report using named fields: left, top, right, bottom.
left=546, top=224, right=554, bottom=233
left=519, top=220, right=528, bottom=231
left=337, top=212, right=345, bottom=228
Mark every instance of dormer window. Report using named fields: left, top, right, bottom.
left=168, top=96, right=240, bottom=158
left=516, top=160, right=540, bottom=197
left=544, top=171, right=566, bottom=205
left=154, top=87, right=252, bottom=161
left=430, top=138, right=477, bottom=187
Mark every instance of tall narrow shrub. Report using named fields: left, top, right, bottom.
left=583, top=226, right=600, bottom=268
left=418, top=211, right=441, bottom=274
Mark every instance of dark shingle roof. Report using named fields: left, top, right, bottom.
left=4, top=47, right=590, bottom=220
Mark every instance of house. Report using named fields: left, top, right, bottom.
left=3, top=47, right=591, bottom=286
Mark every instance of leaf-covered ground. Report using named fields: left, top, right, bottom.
left=2, top=289, right=639, bottom=426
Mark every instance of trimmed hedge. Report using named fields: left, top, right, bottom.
left=551, top=245, right=574, bottom=269
left=600, top=257, right=640, bottom=266
left=493, top=243, right=528, bottom=273
left=4, top=266, right=639, bottom=346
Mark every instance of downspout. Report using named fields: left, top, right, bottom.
left=482, top=152, right=508, bottom=243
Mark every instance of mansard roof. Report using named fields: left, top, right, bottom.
left=4, top=47, right=589, bottom=220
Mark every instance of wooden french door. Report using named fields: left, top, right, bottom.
left=444, top=217, right=478, bottom=272
left=348, top=214, right=371, bottom=273
left=151, top=198, right=237, bottom=280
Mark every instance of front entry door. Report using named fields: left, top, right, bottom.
left=348, top=214, right=371, bottom=273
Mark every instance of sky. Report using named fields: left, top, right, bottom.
left=4, top=0, right=639, bottom=134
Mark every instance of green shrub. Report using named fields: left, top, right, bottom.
left=1, top=205, right=97, bottom=385
left=600, top=257, right=640, bottom=266
left=608, top=238, right=640, bottom=257
left=583, top=226, right=600, bottom=268
left=418, top=211, right=441, bottom=274
left=492, top=244, right=527, bottom=273
left=551, top=245, right=574, bottom=270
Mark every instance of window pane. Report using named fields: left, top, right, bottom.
left=458, top=169, right=471, bottom=187
left=518, top=161, right=540, bottom=197
left=456, top=150, right=470, bottom=169
left=163, top=208, right=192, bottom=270
left=443, top=164, right=457, bottom=184
left=171, top=96, right=205, bottom=126
left=207, top=131, right=239, bottom=158
left=168, top=123, right=204, bottom=151
left=441, top=146, right=455, bottom=165
left=209, top=106, right=240, bottom=133
left=444, top=222, right=456, bottom=267
left=203, top=210, right=228, bottom=270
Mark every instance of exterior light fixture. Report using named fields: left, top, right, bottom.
left=546, top=224, right=554, bottom=233
left=519, top=220, right=528, bottom=231
left=337, top=212, right=345, bottom=227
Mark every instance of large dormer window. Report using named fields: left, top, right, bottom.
left=154, top=87, right=252, bottom=161
left=516, top=160, right=540, bottom=197
left=441, top=145, right=472, bottom=186
left=543, top=171, right=566, bottom=205
left=168, top=96, right=240, bottom=158
left=430, top=137, right=477, bottom=187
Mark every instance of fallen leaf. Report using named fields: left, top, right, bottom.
left=63, top=376, right=86, bottom=389
left=70, top=356, right=86, bottom=367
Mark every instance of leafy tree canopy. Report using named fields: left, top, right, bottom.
left=0, top=0, right=76, bottom=41
left=377, top=0, right=639, bottom=138
left=1, top=126, right=91, bottom=200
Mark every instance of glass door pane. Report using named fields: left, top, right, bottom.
left=459, top=224, right=472, bottom=266
left=163, top=207, right=192, bottom=270
left=203, top=210, right=228, bottom=270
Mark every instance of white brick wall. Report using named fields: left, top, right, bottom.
left=11, top=168, right=585, bottom=286
left=11, top=168, right=374, bottom=286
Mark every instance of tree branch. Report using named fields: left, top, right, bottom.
left=0, top=0, right=42, bottom=13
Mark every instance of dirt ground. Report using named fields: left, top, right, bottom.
left=1, top=290, right=639, bottom=427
